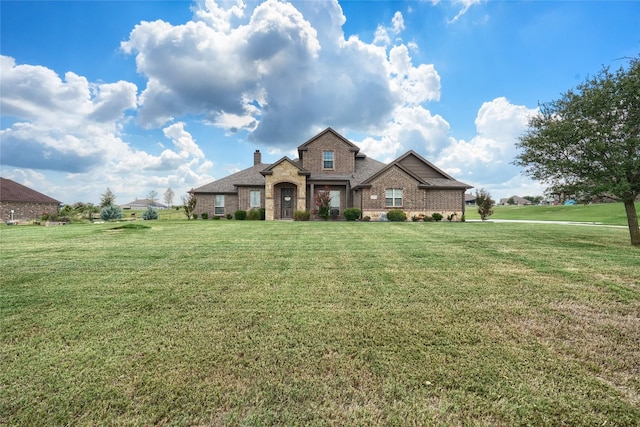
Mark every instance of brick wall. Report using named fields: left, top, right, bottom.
left=360, top=166, right=465, bottom=220
left=1, top=202, right=59, bottom=222
left=193, top=194, right=238, bottom=217
left=426, top=190, right=464, bottom=213
left=301, top=133, right=355, bottom=174
left=237, top=187, right=264, bottom=211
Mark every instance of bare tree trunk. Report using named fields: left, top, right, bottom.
left=623, top=199, right=640, bottom=246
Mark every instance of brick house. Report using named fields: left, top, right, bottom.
left=191, top=128, right=472, bottom=220
left=0, top=177, right=61, bottom=222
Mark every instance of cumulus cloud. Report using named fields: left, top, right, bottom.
left=121, top=2, right=434, bottom=147
left=436, top=97, right=538, bottom=189
left=0, top=54, right=212, bottom=201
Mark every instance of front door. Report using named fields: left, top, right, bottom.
left=281, top=188, right=294, bottom=219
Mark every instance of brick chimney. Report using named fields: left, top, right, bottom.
left=254, top=149, right=262, bottom=165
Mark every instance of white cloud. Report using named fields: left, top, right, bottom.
left=163, top=122, right=204, bottom=159
left=122, top=2, right=435, bottom=147
left=448, top=0, right=484, bottom=24
left=436, top=97, right=540, bottom=197
left=0, top=54, right=212, bottom=203
left=392, top=11, right=405, bottom=34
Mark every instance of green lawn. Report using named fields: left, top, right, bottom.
left=1, top=221, right=639, bottom=425
left=465, top=202, right=639, bottom=226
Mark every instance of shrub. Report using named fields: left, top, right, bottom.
left=424, top=215, right=435, bottom=222
left=100, top=205, right=123, bottom=221
left=460, top=214, right=466, bottom=222
left=212, top=216, right=221, bottom=220
left=343, top=208, right=361, bottom=221
left=387, top=209, right=407, bottom=222
left=142, top=207, right=158, bottom=220
left=201, top=212, right=208, bottom=220
left=411, top=215, right=421, bottom=222
left=447, top=213, right=457, bottom=222
left=294, top=210, right=311, bottom=221
left=192, top=213, right=197, bottom=220
left=315, top=186, right=332, bottom=220
left=247, top=208, right=261, bottom=220
left=431, top=213, right=443, bottom=222
left=362, top=216, right=371, bottom=222
left=235, top=210, right=247, bottom=220
left=258, top=208, right=266, bottom=220
left=226, top=214, right=232, bottom=220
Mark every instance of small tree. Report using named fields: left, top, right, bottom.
left=182, top=193, right=197, bottom=220
left=100, top=205, right=123, bottom=221
left=100, top=187, right=116, bottom=208
left=476, top=188, right=494, bottom=221
left=147, top=190, right=158, bottom=206
left=315, top=186, right=332, bottom=220
left=142, top=206, right=158, bottom=220
left=164, top=187, right=174, bottom=208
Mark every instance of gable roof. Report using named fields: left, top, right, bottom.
left=356, top=150, right=472, bottom=189
left=297, top=127, right=360, bottom=153
left=260, top=156, right=310, bottom=176
left=0, top=177, right=61, bottom=204
left=122, top=199, right=168, bottom=208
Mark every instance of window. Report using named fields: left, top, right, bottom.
left=385, top=189, right=403, bottom=207
left=323, top=151, right=334, bottom=169
left=329, top=191, right=340, bottom=209
left=250, top=190, right=260, bottom=208
left=329, top=190, right=340, bottom=217
left=214, top=195, right=225, bottom=215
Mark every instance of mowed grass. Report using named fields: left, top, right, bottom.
left=1, top=220, right=639, bottom=426
left=466, top=202, right=640, bottom=226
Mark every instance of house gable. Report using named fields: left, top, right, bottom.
left=260, top=157, right=309, bottom=178
left=297, top=127, right=359, bottom=175
left=396, top=151, right=451, bottom=181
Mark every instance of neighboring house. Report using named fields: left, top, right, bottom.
left=499, top=195, right=532, bottom=206
left=0, top=177, right=61, bottom=222
left=121, top=199, right=168, bottom=209
left=465, top=193, right=476, bottom=205
left=191, top=128, right=472, bottom=221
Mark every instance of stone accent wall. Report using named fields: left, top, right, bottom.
left=1, top=202, right=59, bottom=222
left=264, top=161, right=307, bottom=220
left=301, top=133, right=355, bottom=174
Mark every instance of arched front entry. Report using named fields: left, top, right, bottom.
left=274, top=182, right=297, bottom=220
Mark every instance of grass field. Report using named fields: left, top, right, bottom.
left=465, top=202, right=639, bottom=226
left=1, top=219, right=639, bottom=425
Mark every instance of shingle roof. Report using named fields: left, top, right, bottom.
left=122, top=199, right=168, bottom=208
left=0, top=177, right=61, bottom=204
left=191, top=163, right=268, bottom=193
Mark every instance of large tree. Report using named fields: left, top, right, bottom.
left=515, top=56, right=640, bottom=246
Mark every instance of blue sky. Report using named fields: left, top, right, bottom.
left=2, top=0, right=639, bottom=205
